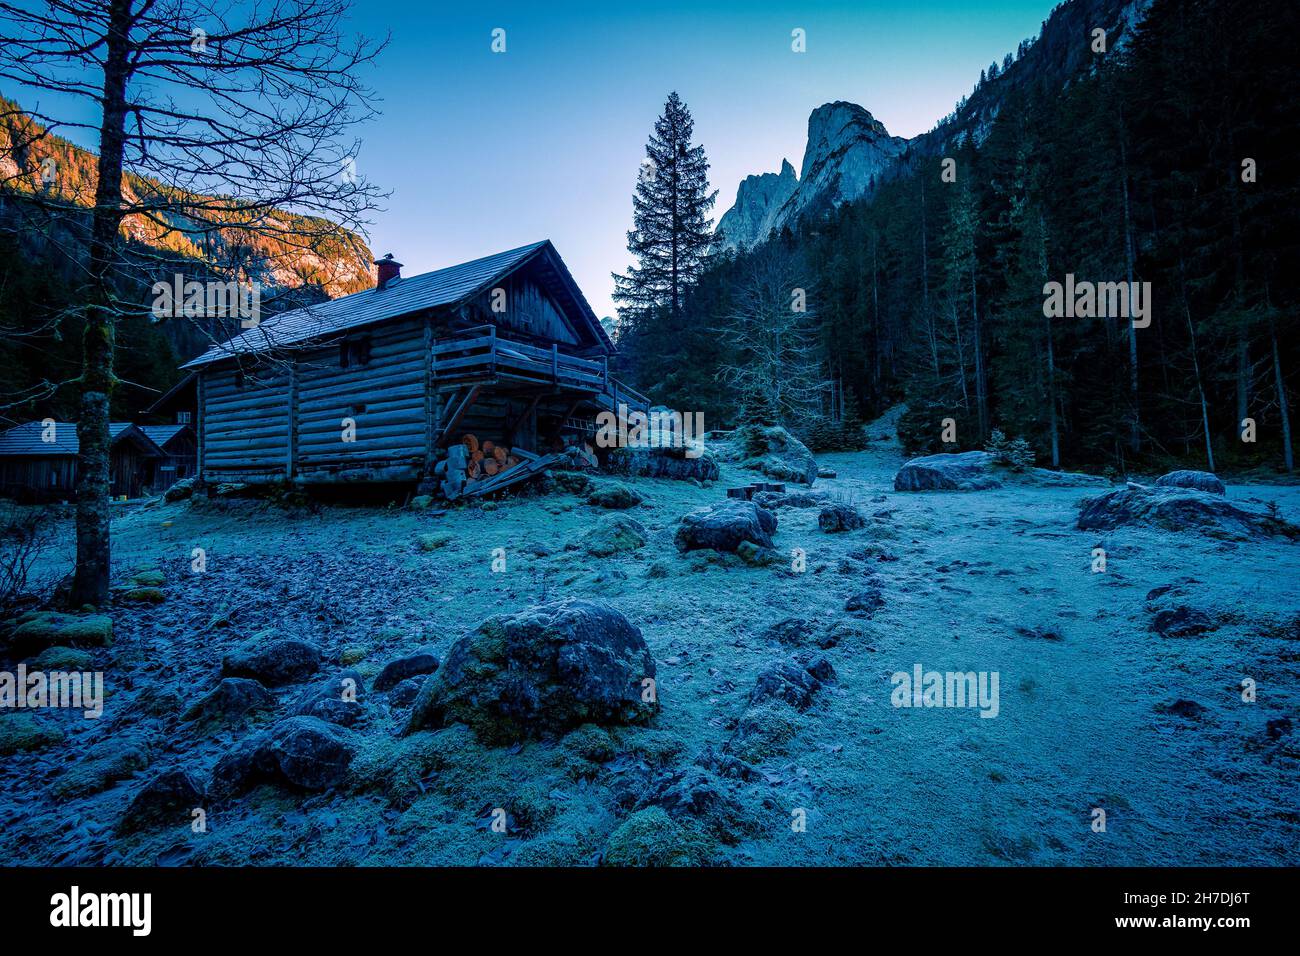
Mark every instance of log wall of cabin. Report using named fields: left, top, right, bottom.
left=294, top=317, right=425, bottom=477
left=200, top=317, right=429, bottom=483
left=201, top=363, right=292, bottom=480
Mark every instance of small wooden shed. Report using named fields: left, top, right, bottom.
left=140, top=424, right=197, bottom=483
left=182, top=240, right=650, bottom=492
left=0, top=421, right=164, bottom=501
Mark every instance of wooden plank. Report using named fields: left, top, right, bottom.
left=197, top=372, right=206, bottom=477
left=436, top=385, right=481, bottom=447
left=287, top=358, right=299, bottom=478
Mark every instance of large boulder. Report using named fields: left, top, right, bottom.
left=163, top=477, right=197, bottom=502
left=405, top=600, right=657, bottom=743
left=751, top=489, right=828, bottom=510
left=182, top=677, right=275, bottom=724
left=579, top=515, right=648, bottom=557
left=221, top=633, right=321, bottom=687
left=818, top=503, right=865, bottom=532
left=607, top=446, right=720, bottom=482
left=894, top=451, right=1001, bottom=491
left=372, top=651, right=439, bottom=692
left=209, top=716, right=354, bottom=798
left=1155, top=470, right=1226, bottom=496
left=1077, top=484, right=1298, bottom=538
left=732, top=425, right=818, bottom=485
left=290, top=670, right=367, bottom=727
left=748, top=657, right=837, bottom=712
left=674, top=500, right=776, bottom=554
left=118, top=770, right=204, bottom=834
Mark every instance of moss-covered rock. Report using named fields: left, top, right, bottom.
left=725, top=701, right=805, bottom=763
left=416, top=532, right=452, bottom=551
left=587, top=483, right=645, bottom=509
left=406, top=599, right=657, bottom=744
left=732, top=424, right=818, bottom=485
left=52, top=738, right=150, bottom=798
left=604, top=807, right=718, bottom=866
left=550, top=470, right=593, bottom=496
left=579, top=515, right=648, bottom=557
left=30, top=646, right=94, bottom=671
left=131, top=569, right=167, bottom=587
left=9, top=611, right=112, bottom=650
left=0, top=714, right=64, bottom=756
left=339, top=644, right=369, bottom=665
left=121, top=586, right=166, bottom=604
left=736, top=540, right=779, bottom=566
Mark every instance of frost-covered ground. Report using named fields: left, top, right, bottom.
left=2, top=437, right=1298, bottom=866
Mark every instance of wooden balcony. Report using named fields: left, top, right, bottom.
left=431, top=325, right=651, bottom=412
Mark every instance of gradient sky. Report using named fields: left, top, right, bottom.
left=351, top=0, right=1058, bottom=319
left=26, top=0, right=1060, bottom=320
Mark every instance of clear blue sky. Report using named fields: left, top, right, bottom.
left=352, top=0, right=1057, bottom=319
left=20, top=0, right=1059, bottom=320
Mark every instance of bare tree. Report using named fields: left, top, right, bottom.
left=715, top=245, right=829, bottom=427
left=0, top=0, right=385, bottom=604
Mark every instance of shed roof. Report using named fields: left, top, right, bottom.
left=139, top=424, right=192, bottom=449
left=0, top=421, right=163, bottom=457
left=182, top=240, right=613, bottom=368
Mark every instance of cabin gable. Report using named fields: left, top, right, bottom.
left=463, top=271, right=580, bottom=347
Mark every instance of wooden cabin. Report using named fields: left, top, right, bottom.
left=182, top=241, right=650, bottom=495
left=0, top=421, right=164, bottom=501
left=140, top=424, right=197, bottom=483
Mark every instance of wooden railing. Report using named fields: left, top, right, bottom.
left=431, top=325, right=651, bottom=411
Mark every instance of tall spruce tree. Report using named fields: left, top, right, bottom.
left=613, top=92, right=716, bottom=322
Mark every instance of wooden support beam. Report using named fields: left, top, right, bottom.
left=436, top=385, right=482, bottom=447
left=505, top=395, right=541, bottom=446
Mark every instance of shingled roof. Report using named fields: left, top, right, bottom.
left=0, top=422, right=163, bottom=457
left=139, top=424, right=192, bottom=449
left=182, top=240, right=613, bottom=368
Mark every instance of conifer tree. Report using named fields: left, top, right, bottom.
left=613, top=92, right=717, bottom=322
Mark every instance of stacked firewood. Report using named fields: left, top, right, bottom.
left=461, top=434, right=523, bottom=481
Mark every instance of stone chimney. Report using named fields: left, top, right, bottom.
left=374, top=253, right=403, bottom=289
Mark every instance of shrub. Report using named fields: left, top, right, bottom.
left=0, top=504, right=57, bottom=614
left=985, top=429, right=1036, bottom=471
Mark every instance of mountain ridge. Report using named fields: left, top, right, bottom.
left=715, top=0, right=1152, bottom=250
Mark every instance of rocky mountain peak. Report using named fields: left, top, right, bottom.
left=716, top=101, right=906, bottom=251
left=715, top=157, right=799, bottom=250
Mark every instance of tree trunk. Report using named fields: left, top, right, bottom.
left=1236, top=336, right=1250, bottom=426
left=970, top=260, right=988, bottom=439
left=1038, top=212, right=1060, bottom=468
left=71, top=0, right=132, bottom=607
left=1271, top=318, right=1294, bottom=472
left=1183, top=291, right=1215, bottom=473
left=1117, top=101, right=1141, bottom=453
